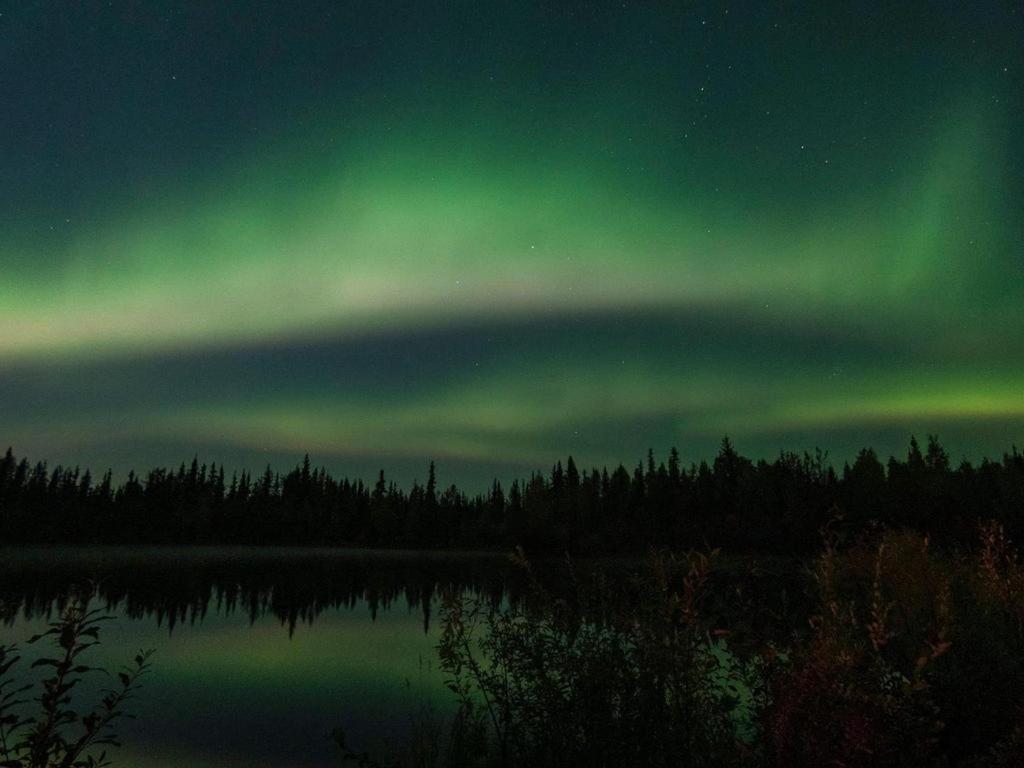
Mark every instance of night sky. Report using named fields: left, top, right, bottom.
left=1, top=1, right=1021, bottom=488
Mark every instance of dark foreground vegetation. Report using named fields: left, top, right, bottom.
left=2, top=436, right=1022, bottom=552
left=0, top=594, right=152, bottom=768
left=342, top=523, right=1024, bottom=768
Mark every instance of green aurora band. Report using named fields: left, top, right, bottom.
left=0, top=2, right=1021, bottom=485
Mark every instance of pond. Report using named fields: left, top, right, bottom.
left=0, top=547, right=807, bottom=766
left=0, top=547, right=520, bottom=768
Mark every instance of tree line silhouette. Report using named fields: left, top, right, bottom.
left=1, top=436, right=1021, bottom=552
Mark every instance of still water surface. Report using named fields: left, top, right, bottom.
left=0, top=548, right=518, bottom=768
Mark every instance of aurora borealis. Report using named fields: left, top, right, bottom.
left=1, top=2, right=1021, bottom=487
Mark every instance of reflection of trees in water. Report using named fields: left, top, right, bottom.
left=0, top=550, right=520, bottom=635
left=0, top=550, right=811, bottom=643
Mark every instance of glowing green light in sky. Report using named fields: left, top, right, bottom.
left=0, top=2, right=1020, bottom=481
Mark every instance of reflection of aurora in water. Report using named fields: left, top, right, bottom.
left=0, top=548, right=517, bottom=768
left=0, top=548, right=804, bottom=766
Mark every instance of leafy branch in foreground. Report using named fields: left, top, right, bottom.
left=0, top=592, right=153, bottom=768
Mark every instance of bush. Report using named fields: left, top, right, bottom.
left=0, top=592, right=153, bottom=768
left=436, top=548, right=757, bottom=768
left=764, top=521, right=1024, bottom=767
left=345, top=520, right=1024, bottom=767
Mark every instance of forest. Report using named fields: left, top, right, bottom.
left=1, top=436, right=1021, bottom=552
left=3, top=437, right=1024, bottom=767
